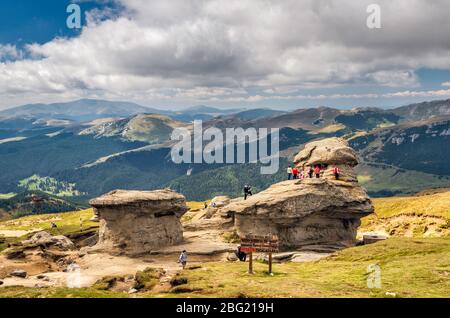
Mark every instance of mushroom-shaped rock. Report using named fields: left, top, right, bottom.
left=221, top=137, right=374, bottom=250
left=89, top=189, right=188, bottom=256
left=294, top=137, right=359, bottom=182
left=294, top=137, right=358, bottom=167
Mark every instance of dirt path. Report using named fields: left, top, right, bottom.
left=0, top=229, right=42, bottom=238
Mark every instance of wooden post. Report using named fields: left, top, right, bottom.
left=268, top=253, right=273, bottom=275
left=248, top=252, right=253, bottom=274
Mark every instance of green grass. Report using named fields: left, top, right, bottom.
left=0, top=209, right=97, bottom=237
left=0, top=287, right=129, bottom=298
left=158, top=238, right=450, bottom=298
left=371, top=192, right=450, bottom=219
left=356, top=163, right=450, bottom=196
left=1, top=238, right=448, bottom=298
left=0, top=193, right=16, bottom=200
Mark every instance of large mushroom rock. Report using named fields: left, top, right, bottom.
left=221, top=137, right=374, bottom=250
left=89, top=189, right=188, bottom=256
left=221, top=179, right=373, bottom=250
left=294, top=137, right=359, bottom=182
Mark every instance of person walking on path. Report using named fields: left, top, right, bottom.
left=179, top=250, right=188, bottom=269
left=287, top=166, right=293, bottom=180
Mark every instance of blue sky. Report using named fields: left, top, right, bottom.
left=1, top=0, right=450, bottom=110
left=0, top=1, right=118, bottom=45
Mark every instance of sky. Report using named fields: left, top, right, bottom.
left=1, top=0, right=450, bottom=111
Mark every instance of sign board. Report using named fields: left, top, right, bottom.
left=240, top=234, right=279, bottom=253
left=240, top=247, right=257, bottom=254
left=239, top=234, right=279, bottom=275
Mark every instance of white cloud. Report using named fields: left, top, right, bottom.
left=0, top=44, right=22, bottom=61
left=442, top=82, right=450, bottom=87
left=2, top=0, right=450, bottom=108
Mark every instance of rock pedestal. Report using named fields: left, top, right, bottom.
left=221, top=138, right=374, bottom=250
left=89, top=189, right=188, bottom=256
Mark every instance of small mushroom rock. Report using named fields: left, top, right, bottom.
left=89, top=189, right=188, bottom=256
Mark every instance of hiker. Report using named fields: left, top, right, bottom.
left=314, top=165, right=321, bottom=178
left=236, top=246, right=247, bottom=262
left=244, top=185, right=253, bottom=200
left=333, top=166, right=340, bottom=180
left=308, top=167, right=314, bottom=178
left=299, top=170, right=305, bottom=180
left=51, top=222, right=58, bottom=229
left=204, top=202, right=208, bottom=209
left=292, top=167, right=299, bottom=179
left=178, top=250, right=188, bottom=269
left=287, top=166, right=293, bottom=180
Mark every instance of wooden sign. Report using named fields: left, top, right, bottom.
left=240, top=234, right=279, bottom=275
left=240, top=247, right=256, bottom=254
left=240, top=234, right=279, bottom=253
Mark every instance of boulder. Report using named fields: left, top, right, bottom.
left=295, top=137, right=359, bottom=182
left=227, top=252, right=239, bottom=262
left=294, top=137, right=358, bottom=168
left=10, top=269, right=27, bottom=278
left=362, top=233, right=388, bottom=245
left=22, top=231, right=75, bottom=250
left=221, top=137, right=374, bottom=250
left=210, top=196, right=231, bottom=208
left=89, top=189, right=188, bottom=256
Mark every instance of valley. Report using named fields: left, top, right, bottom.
left=0, top=98, right=449, bottom=208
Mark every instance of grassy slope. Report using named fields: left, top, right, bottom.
left=0, top=209, right=97, bottom=238
left=356, top=163, right=450, bottom=197
left=371, top=192, right=450, bottom=219
left=1, top=196, right=450, bottom=298
left=0, top=238, right=448, bottom=298
left=169, top=238, right=450, bottom=298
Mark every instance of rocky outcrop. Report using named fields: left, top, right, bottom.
left=294, top=137, right=359, bottom=182
left=89, top=189, right=188, bottom=256
left=22, top=231, right=75, bottom=251
left=221, top=138, right=374, bottom=250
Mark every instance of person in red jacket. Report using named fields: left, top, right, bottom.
left=292, top=167, right=299, bottom=179
left=314, top=165, right=321, bottom=178
left=333, top=167, right=340, bottom=180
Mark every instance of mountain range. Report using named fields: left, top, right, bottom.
left=0, top=98, right=449, bottom=216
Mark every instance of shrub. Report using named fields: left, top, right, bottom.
left=133, top=267, right=164, bottom=291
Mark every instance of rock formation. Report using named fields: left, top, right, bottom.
left=294, top=137, right=359, bottom=182
left=89, top=189, right=188, bottom=256
left=221, top=137, right=374, bottom=251
left=22, top=231, right=75, bottom=251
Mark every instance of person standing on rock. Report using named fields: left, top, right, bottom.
left=287, top=166, right=293, bottom=180
left=179, top=250, right=188, bottom=269
left=300, top=170, right=305, bottom=180
left=244, top=185, right=253, bottom=200
left=308, top=167, right=314, bottom=178
left=314, top=165, right=321, bottom=178
left=333, top=167, right=341, bottom=180
left=292, top=167, right=299, bottom=179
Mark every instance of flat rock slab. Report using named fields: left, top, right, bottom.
left=151, top=240, right=236, bottom=256
left=291, top=252, right=332, bottom=263
left=0, top=229, right=41, bottom=238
